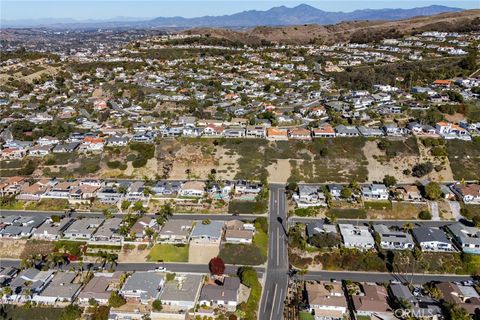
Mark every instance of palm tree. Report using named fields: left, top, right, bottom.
left=402, top=223, right=414, bottom=233
left=106, top=253, right=118, bottom=271
left=298, top=268, right=308, bottom=282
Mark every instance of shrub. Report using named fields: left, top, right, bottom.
left=419, top=210, right=432, bottom=220
left=431, top=146, right=448, bottom=157
left=412, top=162, right=433, bottom=177
left=425, top=182, right=442, bottom=200
left=108, top=291, right=126, bottom=308
left=152, top=299, right=163, bottom=312
left=107, top=160, right=122, bottom=169
left=383, top=175, right=397, bottom=187
left=60, top=304, right=82, bottom=320
left=132, top=156, right=148, bottom=168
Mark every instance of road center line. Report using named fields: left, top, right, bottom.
left=263, top=289, right=270, bottom=312
left=269, top=283, right=278, bottom=320
left=277, top=288, right=284, bottom=314
left=277, top=227, right=280, bottom=266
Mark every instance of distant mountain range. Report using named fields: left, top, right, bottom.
left=1, top=4, right=465, bottom=29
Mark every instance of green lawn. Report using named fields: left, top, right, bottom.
left=253, top=229, right=268, bottom=257
left=299, top=311, right=315, bottom=320
left=228, top=199, right=268, bottom=214
left=364, top=201, right=392, bottom=210
left=218, top=229, right=268, bottom=265
left=327, top=208, right=367, bottom=219
left=147, top=244, right=189, bottom=262
left=0, top=305, right=66, bottom=320
left=462, top=204, right=480, bottom=221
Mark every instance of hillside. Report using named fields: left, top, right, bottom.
left=182, top=9, right=480, bottom=44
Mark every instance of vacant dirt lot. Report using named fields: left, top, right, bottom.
left=267, top=159, right=291, bottom=183
left=364, top=139, right=453, bottom=183
left=189, top=241, right=220, bottom=264
left=117, top=246, right=150, bottom=263
left=169, top=143, right=216, bottom=179
left=0, top=239, right=27, bottom=259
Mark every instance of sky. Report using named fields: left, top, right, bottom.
left=1, top=0, right=479, bottom=21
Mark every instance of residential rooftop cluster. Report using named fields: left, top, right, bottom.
left=298, top=279, right=480, bottom=320
left=0, top=266, right=247, bottom=319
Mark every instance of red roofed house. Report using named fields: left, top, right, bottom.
left=312, top=124, right=336, bottom=138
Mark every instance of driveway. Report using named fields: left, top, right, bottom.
left=447, top=200, right=463, bottom=221
left=428, top=201, right=440, bottom=221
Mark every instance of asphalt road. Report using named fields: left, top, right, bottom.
left=301, top=270, right=475, bottom=284
left=289, top=216, right=456, bottom=228
left=259, top=184, right=289, bottom=320
left=0, top=259, right=264, bottom=275
left=0, top=209, right=261, bottom=221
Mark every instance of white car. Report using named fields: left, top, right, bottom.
left=155, top=266, right=167, bottom=272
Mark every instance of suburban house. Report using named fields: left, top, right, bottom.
left=234, top=180, right=262, bottom=195
left=78, top=272, right=123, bottom=305
left=394, top=185, right=423, bottom=201
left=306, top=281, right=348, bottom=320
left=435, top=282, right=480, bottom=317
left=412, top=227, right=455, bottom=252
left=125, top=181, right=147, bottom=202
left=266, top=128, right=288, bottom=141
left=0, top=176, right=24, bottom=197
left=199, top=277, right=240, bottom=311
left=120, top=272, right=164, bottom=304
left=16, top=180, right=50, bottom=201
left=373, top=224, right=415, bottom=251
left=63, top=218, right=104, bottom=240
left=312, top=124, right=336, bottom=138
left=357, top=126, right=384, bottom=137
left=32, top=217, right=73, bottom=241
left=52, top=142, right=80, bottom=153
left=190, top=221, right=225, bottom=243
left=224, top=220, right=255, bottom=244
left=351, top=283, right=392, bottom=318
left=179, top=181, right=205, bottom=198
left=328, top=184, right=343, bottom=199
left=158, top=219, right=193, bottom=244
left=32, top=272, right=81, bottom=304
left=288, top=128, right=311, bottom=140
left=452, top=183, right=480, bottom=203
left=158, top=274, right=203, bottom=310
left=152, top=180, right=183, bottom=196
left=389, top=283, right=442, bottom=319
left=306, top=222, right=339, bottom=238
left=361, top=184, right=389, bottom=201
left=446, top=223, right=480, bottom=255
left=293, top=185, right=327, bottom=208
left=0, top=216, right=46, bottom=239
left=96, top=186, right=124, bottom=204
left=245, top=126, right=266, bottom=138
left=28, top=144, right=53, bottom=157
left=436, top=121, right=469, bottom=139
left=335, top=125, right=359, bottom=137
left=130, top=216, right=158, bottom=241
left=7, top=268, right=55, bottom=302
left=0, top=267, right=17, bottom=287
left=91, top=218, right=124, bottom=243
left=338, top=224, right=375, bottom=250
